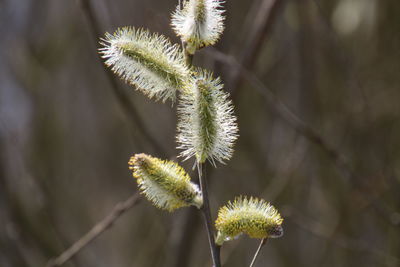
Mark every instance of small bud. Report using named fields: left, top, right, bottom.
left=128, top=153, right=203, bottom=211
left=177, top=69, right=238, bottom=165
left=99, top=27, right=189, bottom=102
left=215, top=196, right=283, bottom=245
left=171, top=0, right=225, bottom=54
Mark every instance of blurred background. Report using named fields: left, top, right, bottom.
left=1, top=0, right=400, bottom=266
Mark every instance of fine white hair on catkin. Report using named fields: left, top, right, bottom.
left=171, top=0, right=225, bottom=54
left=177, top=69, right=238, bottom=165
left=99, top=27, right=189, bottom=102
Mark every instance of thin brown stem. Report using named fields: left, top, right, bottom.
left=46, top=193, right=140, bottom=267
left=197, top=163, right=221, bottom=267
left=249, top=239, right=267, bottom=267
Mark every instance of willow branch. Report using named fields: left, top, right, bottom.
left=179, top=23, right=221, bottom=265
left=46, top=193, right=140, bottom=267
left=197, top=163, right=221, bottom=267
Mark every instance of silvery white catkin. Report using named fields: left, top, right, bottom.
left=177, top=69, right=238, bottom=165
left=99, top=27, right=190, bottom=102
left=171, top=0, right=225, bottom=54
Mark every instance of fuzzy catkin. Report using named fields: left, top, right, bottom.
left=129, top=154, right=203, bottom=211
left=215, top=196, right=283, bottom=245
left=177, top=69, right=238, bottom=165
left=171, top=0, right=225, bottom=54
left=99, top=27, right=190, bottom=102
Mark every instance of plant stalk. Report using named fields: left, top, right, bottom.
left=184, top=33, right=219, bottom=266
left=183, top=42, right=194, bottom=65
left=249, top=238, right=267, bottom=267
left=198, top=163, right=221, bottom=267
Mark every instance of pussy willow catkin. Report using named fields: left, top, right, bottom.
left=215, top=196, right=283, bottom=245
left=171, top=0, right=225, bottom=54
left=100, top=27, right=190, bottom=102
left=177, top=69, right=238, bottom=165
left=129, top=154, right=203, bottom=211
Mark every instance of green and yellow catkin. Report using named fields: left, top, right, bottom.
left=128, top=154, right=202, bottom=211
left=99, top=27, right=189, bottom=102
left=177, top=69, right=238, bottom=165
left=171, top=0, right=225, bottom=54
left=215, top=196, right=283, bottom=245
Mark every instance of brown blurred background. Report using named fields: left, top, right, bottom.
left=1, top=0, right=400, bottom=266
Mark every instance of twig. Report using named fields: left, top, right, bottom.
left=249, top=239, right=267, bottom=267
left=76, top=0, right=168, bottom=156
left=46, top=193, right=140, bottom=267
left=197, top=163, right=221, bottom=267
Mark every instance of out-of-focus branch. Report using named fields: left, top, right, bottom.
left=76, top=0, right=168, bottom=156
left=311, top=0, right=370, bottom=107
left=289, top=211, right=400, bottom=265
left=210, top=48, right=355, bottom=181
left=211, top=48, right=395, bottom=219
left=209, top=47, right=396, bottom=227
left=0, top=138, right=30, bottom=267
left=221, top=142, right=307, bottom=264
left=46, top=193, right=140, bottom=267
left=301, top=1, right=393, bottom=263
left=165, top=208, right=201, bottom=267
left=229, top=0, right=282, bottom=99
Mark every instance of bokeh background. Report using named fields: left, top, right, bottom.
left=1, top=0, right=400, bottom=266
